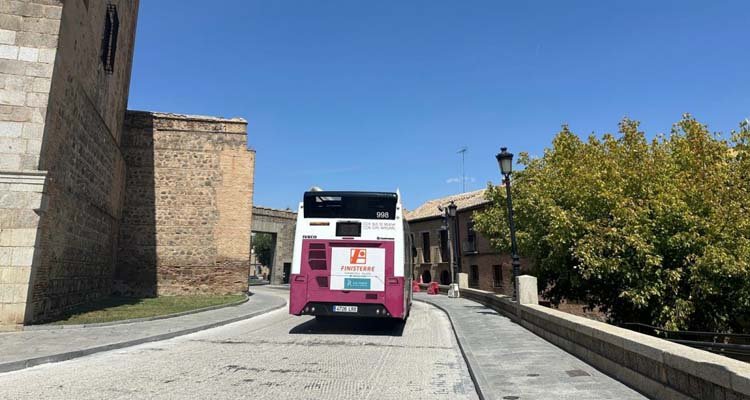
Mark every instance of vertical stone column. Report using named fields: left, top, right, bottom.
left=516, top=275, right=539, bottom=305
left=0, top=171, right=47, bottom=327
left=0, top=1, right=62, bottom=327
left=0, top=1, right=62, bottom=171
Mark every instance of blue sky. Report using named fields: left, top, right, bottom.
left=128, top=1, right=750, bottom=210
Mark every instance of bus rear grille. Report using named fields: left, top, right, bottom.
left=308, top=245, right=328, bottom=270
left=316, top=277, right=329, bottom=287
left=308, top=250, right=326, bottom=259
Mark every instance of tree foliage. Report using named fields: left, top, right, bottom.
left=474, top=115, right=750, bottom=332
left=252, top=233, right=275, bottom=267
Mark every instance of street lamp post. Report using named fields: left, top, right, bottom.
left=496, top=147, right=521, bottom=301
left=447, top=201, right=458, bottom=288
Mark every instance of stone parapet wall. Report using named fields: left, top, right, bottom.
left=438, top=283, right=750, bottom=400
left=118, top=111, right=254, bottom=296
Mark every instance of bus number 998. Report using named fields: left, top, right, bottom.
left=376, top=211, right=390, bottom=219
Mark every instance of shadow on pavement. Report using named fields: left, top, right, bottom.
left=289, top=317, right=405, bottom=337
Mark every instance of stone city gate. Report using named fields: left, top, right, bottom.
left=251, top=207, right=296, bottom=285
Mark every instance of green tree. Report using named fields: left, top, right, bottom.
left=252, top=233, right=274, bottom=267
left=474, top=115, right=750, bottom=333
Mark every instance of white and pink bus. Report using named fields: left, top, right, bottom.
left=289, top=190, right=412, bottom=320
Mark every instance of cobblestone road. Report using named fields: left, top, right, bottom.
left=0, top=294, right=477, bottom=400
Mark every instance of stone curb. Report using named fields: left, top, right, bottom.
left=415, top=296, right=490, bottom=400
left=24, top=295, right=251, bottom=331
left=0, top=295, right=286, bottom=374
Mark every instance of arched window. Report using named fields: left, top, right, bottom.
left=440, top=270, right=451, bottom=285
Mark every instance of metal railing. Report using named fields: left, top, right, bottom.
left=621, top=322, right=750, bottom=362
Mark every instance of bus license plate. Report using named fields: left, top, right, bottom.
left=333, top=305, right=358, bottom=313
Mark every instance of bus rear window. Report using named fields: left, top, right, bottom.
left=336, top=221, right=361, bottom=237
left=303, top=191, right=397, bottom=220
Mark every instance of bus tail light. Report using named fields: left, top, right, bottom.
left=387, top=278, right=399, bottom=285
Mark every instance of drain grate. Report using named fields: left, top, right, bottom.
left=566, top=369, right=591, bottom=377
left=502, top=397, right=520, bottom=400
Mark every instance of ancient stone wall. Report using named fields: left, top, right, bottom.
left=1, top=0, right=139, bottom=325
left=28, top=0, right=138, bottom=322
left=118, top=111, right=254, bottom=296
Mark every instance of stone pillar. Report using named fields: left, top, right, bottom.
left=457, top=272, right=468, bottom=289
left=516, top=275, right=539, bottom=305
left=0, top=171, right=47, bottom=328
left=0, top=0, right=62, bottom=328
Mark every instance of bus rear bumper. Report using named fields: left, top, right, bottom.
left=296, top=302, right=395, bottom=318
left=289, top=274, right=407, bottom=319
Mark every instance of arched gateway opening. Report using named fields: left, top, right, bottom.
left=440, top=270, right=451, bottom=285
left=251, top=207, right=297, bottom=285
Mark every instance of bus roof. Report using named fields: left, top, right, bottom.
left=303, top=191, right=397, bottom=200
left=302, top=191, right=399, bottom=219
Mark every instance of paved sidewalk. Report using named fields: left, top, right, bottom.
left=0, top=290, right=286, bottom=373
left=416, top=293, right=647, bottom=400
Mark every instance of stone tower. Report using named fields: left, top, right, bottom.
left=1, top=0, right=140, bottom=327
left=0, top=1, right=254, bottom=328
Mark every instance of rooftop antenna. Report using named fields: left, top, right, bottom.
left=457, top=146, right=468, bottom=193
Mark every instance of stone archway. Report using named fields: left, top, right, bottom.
left=440, top=270, right=451, bottom=285
left=251, top=207, right=297, bottom=285
left=421, top=270, right=432, bottom=283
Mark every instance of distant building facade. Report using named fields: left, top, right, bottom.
left=406, top=189, right=531, bottom=296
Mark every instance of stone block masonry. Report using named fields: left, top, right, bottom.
left=0, top=0, right=62, bottom=172
left=28, top=0, right=139, bottom=323
left=117, top=111, right=254, bottom=296
left=1, top=1, right=256, bottom=328
left=0, top=170, right=46, bottom=327
left=1, top=0, right=139, bottom=326
left=251, top=206, right=297, bottom=285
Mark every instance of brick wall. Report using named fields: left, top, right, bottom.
left=455, top=208, right=535, bottom=296
left=118, top=111, right=254, bottom=296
